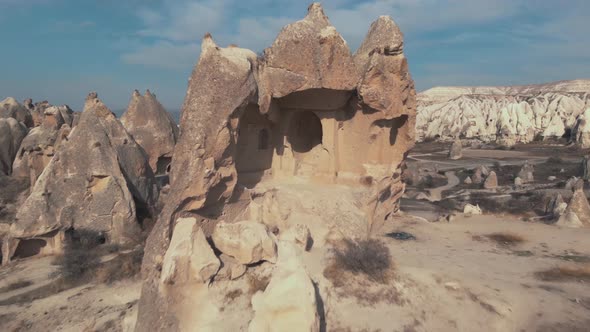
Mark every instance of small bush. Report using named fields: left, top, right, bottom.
left=535, top=265, right=590, bottom=282
left=485, top=232, right=526, bottom=247
left=330, top=239, right=392, bottom=283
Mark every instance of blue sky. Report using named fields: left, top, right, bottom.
left=1, top=0, right=589, bottom=112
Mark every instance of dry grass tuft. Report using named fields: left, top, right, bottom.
left=483, top=232, right=526, bottom=247
left=535, top=265, right=590, bottom=282
left=247, top=274, right=271, bottom=295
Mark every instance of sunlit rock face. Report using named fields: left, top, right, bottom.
left=135, top=3, right=416, bottom=331
left=416, top=80, right=590, bottom=144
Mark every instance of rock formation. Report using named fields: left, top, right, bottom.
left=121, top=90, right=179, bottom=174
left=416, top=80, right=590, bottom=143
left=0, top=97, right=33, bottom=128
left=0, top=118, right=28, bottom=175
left=517, top=161, right=534, bottom=183
left=12, top=105, right=75, bottom=187
left=3, top=93, right=159, bottom=264
left=136, top=4, right=415, bottom=331
left=560, top=180, right=590, bottom=228
left=448, top=139, right=462, bottom=160
left=582, top=156, right=590, bottom=180
left=483, top=171, right=498, bottom=189
left=572, top=108, right=590, bottom=148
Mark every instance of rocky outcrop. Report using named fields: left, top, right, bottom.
left=0, top=118, right=28, bottom=175
left=136, top=4, right=416, bottom=330
left=572, top=108, right=590, bottom=148
left=483, top=171, right=498, bottom=189
left=249, top=241, right=320, bottom=332
left=0, top=97, right=33, bottom=127
left=561, top=180, right=590, bottom=228
left=160, top=217, right=220, bottom=285
left=211, top=220, right=277, bottom=265
left=448, top=139, right=462, bottom=160
left=416, top=80, right=590, bottom=143
left=121, top=90, right=179, bottom=174
left=9, top=93, right=159, bottom=252
left=517, top=161, right=534, bottom=183
left=12, top=105, right=75, bottom=186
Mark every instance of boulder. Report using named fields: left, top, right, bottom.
left=464, top=176, right=473, bottom=184
left=0, top=118, right=28, bottom=175
left=471, top=165, right=489, bottom=184
left=0, top=97, right=33, bottom=127
left=514, top=177, right=523, bottom=186
left=517, top=161, right=534, bottom=183
left=160, top=217, right=220, bottom=285
left=212, top=220, right=277, bottom=265
left=556, top=211, right=584, bottom=228
left=464, top=204, right=482, bottom=216
left=483, top=171, right=498, bottom=189
left=565, top=176, right=580, bottom=190
left=216, top=253, right=247, bottom=281
left=564, top=181, right=590, bottom=227
left=448, top=139, right=462, bottom=160
left=10, top=93, right=159, bottom=246
left=249, top=241, right=320, bottom=332
left=120, top=90, right=179, bottom=175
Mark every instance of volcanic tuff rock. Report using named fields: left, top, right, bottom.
left=0, top=97, right=33, bottom=127
left=416, top=80, right=590, bottom=143
left=121, top=90, right=179, bottom=174
left=12, top=105, right=75, bottom=187
left=136, top=3, right=415, bottom=331
left=9, top=93, right=159, bottom=251
left=0, top=118, right=27, bottom=175
left=448, top=139, right=462, bottom=160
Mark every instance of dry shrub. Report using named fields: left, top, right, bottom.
left=247, top=274, right=270, bottom=295
left=224, top=289, right=243, bottom=303
left=323, top=239, right=399, bottom=306
left=53, top=229, right=143, bottom=286
left=330, top=238, right=392, bottom=283
left=484, top=232, right=526, bottom=247
left=535, top=265, right=590, bottom=282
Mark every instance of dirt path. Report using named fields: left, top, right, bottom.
left=426, top=171, right=460, bottom=201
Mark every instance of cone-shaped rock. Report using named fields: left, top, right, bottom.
left=121, top=90, right=179, bottom=174
left=448, top=139, right=462, bottom=160
left=257, top=3, right=359, bottom=113
left=483, top=171, right=498, bottom=189
left=11, top=93, right=158, bottom=246
left=563, top=180, right=590, bottom=227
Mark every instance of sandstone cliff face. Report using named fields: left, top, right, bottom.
left=416, top=80, right=590, bottom=143
left=121, top=90, right=179, bottom=174
left=9, top=94, right=158, bottom=250
left=136, top=3, right=415, bottom=331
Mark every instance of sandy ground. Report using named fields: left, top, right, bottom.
left=0, top=256, right=140, bottom=332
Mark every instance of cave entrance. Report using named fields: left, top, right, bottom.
left=12, top=239, right=47, bottom=259
left=156, top=156, right=172, bottom=175
left=236, top=104, right=274, bottom=187
left=287, top=111, right=323, bottom=153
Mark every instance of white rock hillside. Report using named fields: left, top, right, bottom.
left=416, top=79, right=590, bottom=143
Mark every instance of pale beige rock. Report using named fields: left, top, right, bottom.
left=573, top=108, right=590, bottom=148
left=556, top=211, right=584, bottom=228
left=11, top=93, right=159, bottom=247
left=216, top=253, right=247, bottom=281
left=249, top=241, right=320, bottom=332
left=448, top=139, right=462, bottom=160
left=483, top=171, right=498, bottom=189
left=0, top=117, right=27, bottom=175
left=464, top=204, right=482, bottom=216
left=121, top=90, right=179, bottom=174
left=161, top=218, right=220, bottom=285
left=0, top=97, right=33, bottom=127
left=517, top=161, right=534, bottom=183
left=514, top=177, right=523, bottom=186
left=564, top=181, right=590, bottom=227
left=464, top=176, right=473, bottom=184
left=212, top=220, right=277, bottom=265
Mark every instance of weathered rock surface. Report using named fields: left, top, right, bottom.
left=160, top=217, right=220, bottom=285
left=563, top=180, right=590, bottom=227
left=573, top=108, right=590, bottom=148
left=136, top=4, right=416, bottom=330
left=416, top=80, right=590, bottom=143
left=10, top=93, right=159, bottom=247
left=583, top=156, right=590, bottom=180
left=249, top=241, right=320, bottom=332
left=448, top=139, right=462, bottom=160
left=121, top=90, right=179, bottom=174
left=0, top=118, right=28, bottom=175
left=0, top=97, right=33, bottom=127
left=12, top=105, right=75, bottom=186
left=212, top=220, right=277, bottom=265
left=483, top=171, right=498, bottom=189
left=517, top=161, right=534, bottom=183
left=464, top=204, right=482, bottom=215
